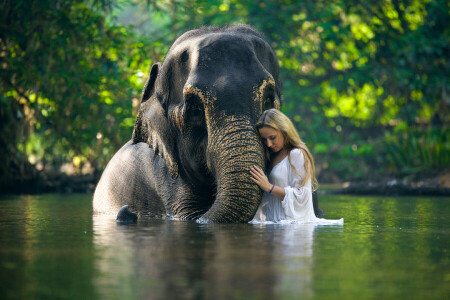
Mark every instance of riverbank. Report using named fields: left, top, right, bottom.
left=1, top=173, right=98, bottom=194
left=320, top=173, right=450, bottom=196
left=2, top=172, right=449, bottom=196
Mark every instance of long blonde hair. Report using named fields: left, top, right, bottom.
left=255, top=108, right=319, bottom=191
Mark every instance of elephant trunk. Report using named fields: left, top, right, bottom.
left=199, top=114, right=265, bottom=223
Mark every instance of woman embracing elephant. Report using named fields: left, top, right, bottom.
left=93, top=25, right=322, bottom=223
left=250, top=109, right=341, bottom=224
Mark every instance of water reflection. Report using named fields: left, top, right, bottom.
left=93, top=216, right=322, bottom=299
left=1, top=194, right=448, bottom=299
left=0, top=194, right=95, bottom=299
left=270, top=223, right=316, bottom=298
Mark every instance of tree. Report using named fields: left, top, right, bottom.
left=1, top=0, right=448, bottom=189
left=0, top=0, right=159, bottom=188
left=124, top=0, right=449, bottom=179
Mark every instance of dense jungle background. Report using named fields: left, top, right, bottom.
left=1, top=0, right=448, bottom=193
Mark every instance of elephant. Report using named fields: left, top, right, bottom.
left=93, top=25, right=322, bottom=223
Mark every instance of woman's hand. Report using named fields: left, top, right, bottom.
left=250, top=166, right=272, bottom=192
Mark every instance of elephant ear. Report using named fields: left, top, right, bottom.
left=141, top=63, right=160, bottom=103
left=132, top=63, right=179, bottom=177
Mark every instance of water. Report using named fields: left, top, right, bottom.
left=0, top=194, right=448, bottom=299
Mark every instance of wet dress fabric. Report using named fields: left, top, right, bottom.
left=250, top=148, right=344, bottom=225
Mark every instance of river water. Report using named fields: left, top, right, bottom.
left=0, top=194, right=448, bottom=299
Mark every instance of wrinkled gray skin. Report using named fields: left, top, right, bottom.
left=94, top=25, right=287, bottom=223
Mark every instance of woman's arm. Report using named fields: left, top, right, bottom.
left=249, top=166, right=286, bottom=199
left=281, top=149, right=313, bottom=219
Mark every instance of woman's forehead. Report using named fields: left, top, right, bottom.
left=258, top=126, right=279, bottom=137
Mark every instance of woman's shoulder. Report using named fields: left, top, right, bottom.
left=289, top=148, right=304, bottom=158
left=288, top=148, right=305, bottom=165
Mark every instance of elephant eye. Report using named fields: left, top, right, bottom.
left=191, top=106, right=203, bottom=119
left=185, top=95, right=205, bottom=126
left=262, top=86, right=275, bottom=111
left=263, top=97, right=273, bottom=111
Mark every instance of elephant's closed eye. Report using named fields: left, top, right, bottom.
left=261, top=85, right=275, bottom=111
left=263, top=97, right=273, bottom=111
left=186, top=95, right=205, bottom=125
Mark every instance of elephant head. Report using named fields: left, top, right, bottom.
left=132, top=25, right=281, bottom=222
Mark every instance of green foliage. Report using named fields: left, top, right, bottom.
left=1, top=0, right=448, bottom=184
left=385, top=126, right=449, bottom=176
left=1, top=0, right=161, bottom=178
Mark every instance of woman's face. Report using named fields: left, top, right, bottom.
left=258, top=127, right=285, bottom=153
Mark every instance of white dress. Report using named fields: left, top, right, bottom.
left=250, top=148, right=344, bottom=225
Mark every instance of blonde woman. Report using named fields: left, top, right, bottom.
left=250, top=109, right=343, bottom=224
